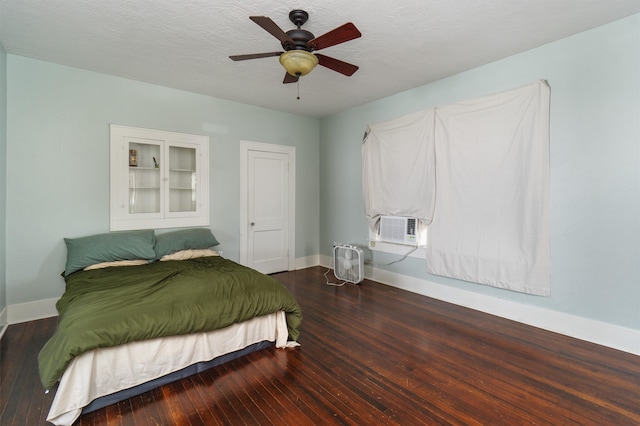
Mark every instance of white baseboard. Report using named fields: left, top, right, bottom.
left=8, top=298, right=58, bottom=324
left=295, top=255, right=320, bottom=270
left=319, top=254, right=640, bottom=356
left=0, top=306, right=7, bottom=340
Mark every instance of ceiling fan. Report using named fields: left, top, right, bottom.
left=229, top=10, right=361, bottom=84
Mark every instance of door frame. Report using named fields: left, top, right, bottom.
left=239, top=140, right=296, bottom=271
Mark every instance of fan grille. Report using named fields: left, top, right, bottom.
left=333, top=244, right=364, bottom=284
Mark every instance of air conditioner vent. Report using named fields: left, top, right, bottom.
left=379, top=216, right=417, bottom=245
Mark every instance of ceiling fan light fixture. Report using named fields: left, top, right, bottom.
left=279, top=50, right=318, bottom=77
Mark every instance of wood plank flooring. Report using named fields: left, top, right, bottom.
left=2, top=266, right=639, bottom=425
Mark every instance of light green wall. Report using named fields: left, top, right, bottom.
left=4, top=15, right=639, bottom=334
left=6, top=56, right=320, bottom=304
left=320, top=14, right=640, bottom=330
left=0, top=44, right=6, bottom=316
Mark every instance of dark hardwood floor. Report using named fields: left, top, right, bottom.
left=2, top=266, right=639, bottom=425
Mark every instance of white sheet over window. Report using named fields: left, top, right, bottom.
left=362, top=108, right=436, bottom=232
left=426, top=80, right=550, bottom=296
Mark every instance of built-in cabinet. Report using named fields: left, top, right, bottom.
left=110, top=125, right=209, bottom=231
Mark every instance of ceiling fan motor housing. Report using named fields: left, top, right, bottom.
left=282, top=10, right=315, bottom=51
left=283, top=28, right=315, bottom=51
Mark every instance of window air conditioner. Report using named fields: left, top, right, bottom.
left=379, top=216, right=418, bottom=245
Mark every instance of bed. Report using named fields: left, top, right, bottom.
left=38, top=228, right=302, bottom=426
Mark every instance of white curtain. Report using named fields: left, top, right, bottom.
left=362, top=108, right=436, bottom=231
left=426, top=80, right=550, bottom=295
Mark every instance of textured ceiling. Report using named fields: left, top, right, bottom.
left=1, top=0, right=639, bottom=118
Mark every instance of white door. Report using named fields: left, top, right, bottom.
left=240, top=142, right=295, bottom=274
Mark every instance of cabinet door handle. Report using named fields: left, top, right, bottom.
left=250, top=222, right=255, bottom=227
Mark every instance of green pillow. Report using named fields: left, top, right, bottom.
left=154, top=228, right=220, bottom=260
left=64, top=230, right=156, bottom=276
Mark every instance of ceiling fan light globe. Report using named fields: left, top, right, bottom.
left=279, top=50, right=318, bottom=77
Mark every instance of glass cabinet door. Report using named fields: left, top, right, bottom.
left=128, top=141, right=162, bottom=214
left=168, top=146, right=196, bottom=213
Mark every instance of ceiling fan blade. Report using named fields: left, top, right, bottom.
left=316, top=54, right=359, bottom=76
left=229, top=52, right=283, bottom=61
left=307, top=22, right=361, bottom=50
left=250, top=16, right=295, bottom=48
left=283, top=72, right=299, bottom=84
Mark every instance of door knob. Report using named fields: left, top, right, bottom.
left=250, top=222, right=255, bottom=227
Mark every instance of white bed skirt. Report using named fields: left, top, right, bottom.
left=47, top=311, right=290, bottom=426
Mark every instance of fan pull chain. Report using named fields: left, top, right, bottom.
left=297, top=80, right=300, bottom=100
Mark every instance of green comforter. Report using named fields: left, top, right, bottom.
left=38, top=256, right=302, bottom=389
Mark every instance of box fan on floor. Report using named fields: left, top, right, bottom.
left=332, top=243, right=364, bottom=284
